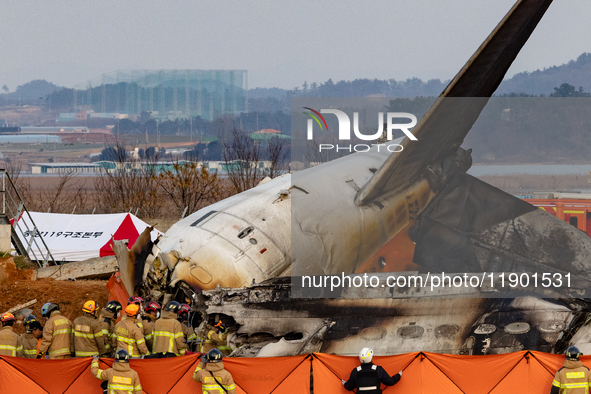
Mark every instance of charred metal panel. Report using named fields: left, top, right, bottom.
left=411, top=173, right=591, bottom=292
left=194, top=278, right=589, bottom=357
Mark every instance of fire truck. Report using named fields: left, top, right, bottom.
left=519, top=191, right=591, bottom=236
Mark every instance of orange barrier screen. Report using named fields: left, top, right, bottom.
left=0, top=351, right=585, bottom=393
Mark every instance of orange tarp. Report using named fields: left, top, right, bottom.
left=106, top=273, right=130, bottom=308
left=1, top=351, right=591, bottom=393
left=0, top=353, right=309, bottom=394
left=312, top=351, right=591, bottom=394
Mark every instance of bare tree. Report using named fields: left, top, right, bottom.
left=156, top=159, right=225, bottom=217
left=265, top=136, right=290, bottom=178
left=94, top=142, right=164, bottom=217
left=36, top=170, right=86, bottom=213
left=221, top=127, right=265, bottom=193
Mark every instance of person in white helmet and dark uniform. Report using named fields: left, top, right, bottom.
left=343, top=347, right=401, bottom=393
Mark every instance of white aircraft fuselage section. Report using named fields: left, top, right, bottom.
left=155, top=138, right=439, bottom=290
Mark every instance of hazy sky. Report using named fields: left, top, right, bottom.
left=0, top=0, right=589, bottom=91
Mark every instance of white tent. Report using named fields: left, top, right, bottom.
left=14, top=212, right=161, bottom=262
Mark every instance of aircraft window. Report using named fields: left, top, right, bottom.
left=360, top=327, right=387, bottom=340
left=435, top=325, right=460, bottom=339
left=398, top=325, right=424, bottom=339
left=570, top=216, right=579, bottom=228
left=190, top=211, right=217, bottom=227
left=284, top=332, right=304, bottom=341
left=238, top=226, right=254, bottom=239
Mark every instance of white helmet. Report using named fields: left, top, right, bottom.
left=359, top=347, right=373, bottom=364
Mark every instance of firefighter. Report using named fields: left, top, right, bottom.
left=91, top=349, right=142, bottom=394
left=343, top=348, right=401, bottom=394
left=113, top=304, right=149, bottom=358
left=73, top=300, right=108, bottom=358
left=0, top=312, right=23, bottom=357
left=152, top=301, right=186, bottom=356
left=37, top=303, right=74, bottom=359
left=122, top=296, right=144, bottom=329
left=21, top=315, right=40, bottom=358
left=142, top=301, right=160, bottom=350
left=98, top=300, right=122, bottom=357
left=550, top=346, right=591, bottom=394
left=202, top=319, right=231, bottom=355
left=179, top=303, right=197, bottom=348
left=193, top=348, right=236, bottom=394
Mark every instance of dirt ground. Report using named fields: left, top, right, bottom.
left=0, top=258, right=110, bottom=335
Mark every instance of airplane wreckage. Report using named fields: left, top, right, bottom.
left=112, top=0, right=591, bottom=357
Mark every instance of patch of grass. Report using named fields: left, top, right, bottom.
left=13, top=255, right=36, bottom=270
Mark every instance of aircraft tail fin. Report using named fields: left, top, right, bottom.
left=356, top=0, right=554, bottom=205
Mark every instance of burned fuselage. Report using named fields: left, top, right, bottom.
left=195, top=277, right=591, bottom=357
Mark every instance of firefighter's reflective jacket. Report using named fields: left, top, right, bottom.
left=201, top=326, right=230, bottom=355
left=39, top=310, right=74, bottom=359
left=21, top=332, right=37, bottom=358
left=91, top=359, right=142, bottom=394
left=73, top=314, right=108, bottom=357
left=113, top=317, right=149, bottom=358
left=193, top=361, right=236, bottom=394
left=0, top=326, right=23, bottom=357
left=551, top=359, right=591, bottom=394
left=152, top=311, right=186, bottom=356
left=181, top=321, right=197, bottom=342
left=142, top=314, right=156, bottom=350
left=98, top=309, right=116, bottom=356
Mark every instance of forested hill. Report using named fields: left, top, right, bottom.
left=252, top=52, right=591, bottom=99
left=496, top=53, right=591, bottom=96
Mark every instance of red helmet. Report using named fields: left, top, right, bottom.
left=145, top=301, right=161, bottom=314
left=179, top=303, right=190, bottom=316
left=128, top=296, right=144, bottom=306
left=1, top=313, right=15, bottom=323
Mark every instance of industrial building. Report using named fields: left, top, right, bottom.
left=72, top=70, right=248, bottom=121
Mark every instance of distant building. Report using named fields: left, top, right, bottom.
left=30, top=159, right=273, bottom=175
left=20, top=126, right=89, bottom=134
left=58, top=111, right=128, bottom=122
left=73, top=69, right=248, bottom=121
left=30, top=163, right=100, bottom=174
left=251, top=129, right=290, bottom=142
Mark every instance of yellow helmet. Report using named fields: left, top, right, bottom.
left=82, top=300, right=98, bottom=315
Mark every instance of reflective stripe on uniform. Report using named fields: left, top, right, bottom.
left=54, top=329, right=73, bottom=335
left=153, top=331, right=182, bottom=353
left=76, top=350, right=99, bottom=357
left=74, top=331, right=96, bottom=339
left=109, top=384, right=134, bottom=391
left=0, top=344, right=18, bottom=356
left=115, top=335, right=135, bottom=343
left=359, top=387, right=378, bottom=391
left=48, top=347, right=71, bottom=356
left=561, top=382, right=591, bottom=388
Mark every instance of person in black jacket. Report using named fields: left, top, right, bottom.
left=343, top=347, right=401, bottom=394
